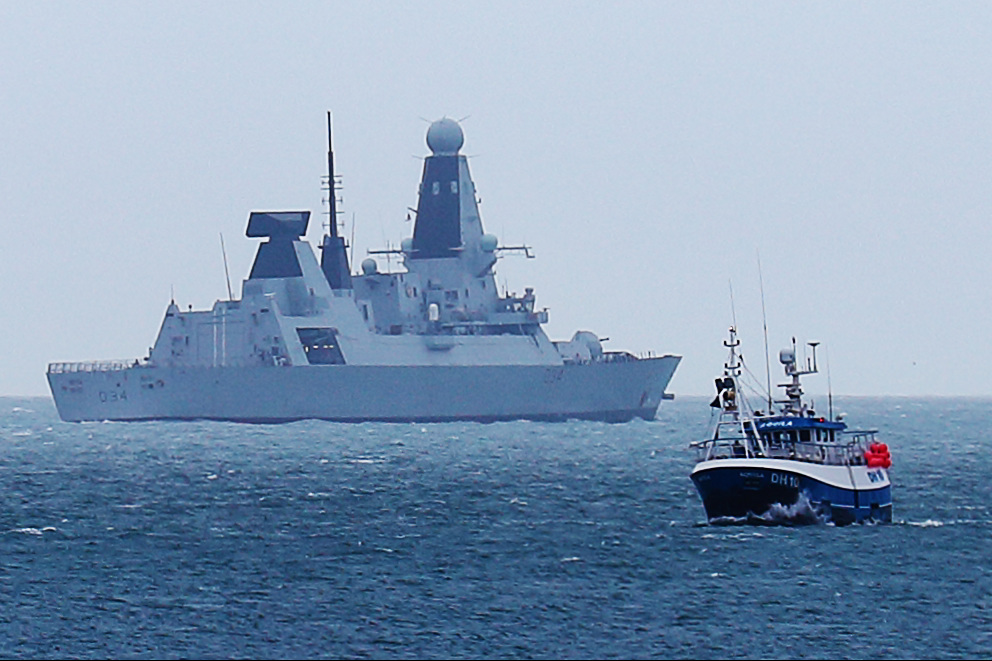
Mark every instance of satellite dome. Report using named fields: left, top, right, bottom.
left=361, top=257, right=378, bottom=275
left=480, top=234, right=498, bottom=252
left=426, top=118, right=464, bottom=155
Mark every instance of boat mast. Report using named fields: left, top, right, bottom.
left=718, top=327, right=771, bottom=457
left=720, top=327, right=753, bottom=454
left=779, top=338, right=819, bottom=415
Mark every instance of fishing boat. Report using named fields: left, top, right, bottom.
left=689, top=327, right=892, bottom=525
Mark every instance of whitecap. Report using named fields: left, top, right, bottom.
left=560, top=556, right=582, bottom=563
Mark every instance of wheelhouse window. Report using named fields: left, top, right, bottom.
left=297, top=328, right=346, bottom=365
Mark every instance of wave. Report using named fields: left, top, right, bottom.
left=7, top=526, right=57, bottom=536
left=707, top=493, right=825, bottom=527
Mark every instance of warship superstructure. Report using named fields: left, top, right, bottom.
left=47, top=117, right=680, bottom=423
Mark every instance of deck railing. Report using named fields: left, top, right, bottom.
left=47, top=360, right=140, bottom=374
left=691, top=430, right=878, bottom=465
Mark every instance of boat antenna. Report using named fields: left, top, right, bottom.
left=220, top=233, right=233, bottom=301
left=825, top=344, right=834, bottom=419
left=728, top=279, right=738, bottom=330
left=757, top=251, right=772, bottom=412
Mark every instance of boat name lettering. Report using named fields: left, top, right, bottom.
left=99, top=389, right=127, bottom=403
left=761, top=420, right=794, bottom=429
left=867, top=470, right=884, bottom=483
left=770, top=472, right=799, bottom=488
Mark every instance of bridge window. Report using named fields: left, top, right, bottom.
left=297, top=328, right=346, bottom=365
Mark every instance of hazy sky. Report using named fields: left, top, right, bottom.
left=2, top=2, right=991, bottom=399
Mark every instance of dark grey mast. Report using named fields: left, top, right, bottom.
left=320, top=111, right=352, bottom=289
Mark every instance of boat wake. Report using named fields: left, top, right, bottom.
left=708, top=493, right=824, bottom=527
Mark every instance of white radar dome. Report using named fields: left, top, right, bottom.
left=361, top=258, right=378, bottom=275
left=480, top=234, right=498, bottom=252
left=426, top=118, right=464, bottom=155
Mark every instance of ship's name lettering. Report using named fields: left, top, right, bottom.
left=770, top=472, right=799, bottom=488
left=761, top=420, right=794, bottom=429
left=867, top=470, right=883, bottom=483
left=99, top=389, right=127, bottom=403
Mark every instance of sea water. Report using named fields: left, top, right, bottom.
left=0, top=396, right=989, bottom=659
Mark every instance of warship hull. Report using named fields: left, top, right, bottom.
left=48, top=356, right=679, bottom=423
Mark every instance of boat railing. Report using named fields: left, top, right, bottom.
left=693, top=429, right=878, bottom=465
left=48, top=360, right=141, bottom=374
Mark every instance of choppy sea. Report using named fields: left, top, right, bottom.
left=1, top=396, right=989, bottom=659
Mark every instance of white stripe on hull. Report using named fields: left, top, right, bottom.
left=690, top=457, right=891, bottom=491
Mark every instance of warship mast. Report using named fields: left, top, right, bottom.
left=320, top=111, right=352, bottom=289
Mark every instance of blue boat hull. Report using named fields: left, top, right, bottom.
left=690, top=460, right=892, bottom=526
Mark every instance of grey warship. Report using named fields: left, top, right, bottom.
left=47, top=117, right=681, bottom=423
